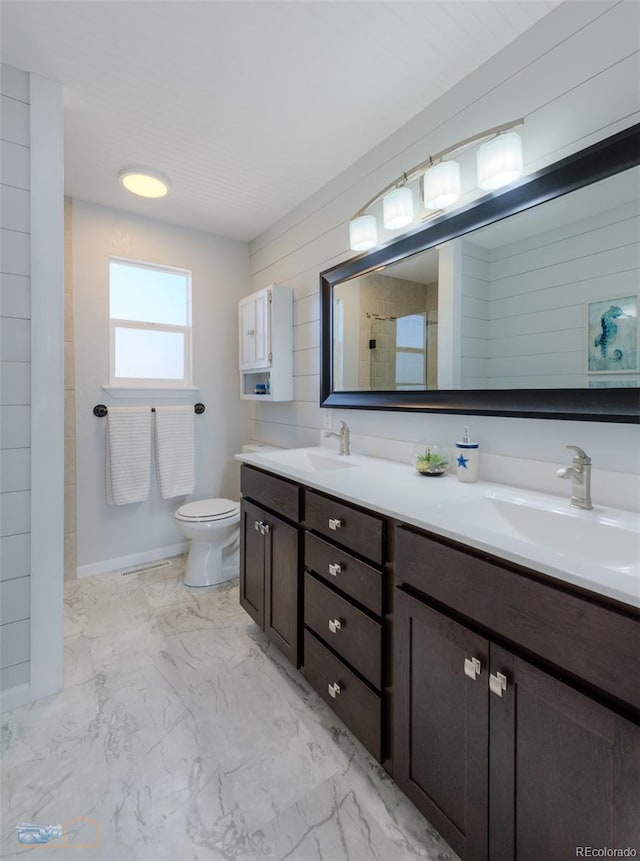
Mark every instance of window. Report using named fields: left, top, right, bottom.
left=109, top=258, right=192, bottom=386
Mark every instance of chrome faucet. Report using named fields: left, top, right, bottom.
left=556, top=445, right=593, bottom=510
left=324, top=420, right=350, bottom=456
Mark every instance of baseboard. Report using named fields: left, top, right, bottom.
left=0, top=682, right=32, bottom=713
left=76, top=542, right=188, bottom=579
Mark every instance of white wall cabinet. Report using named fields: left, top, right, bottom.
left=239, top=285, right=293, bottom=401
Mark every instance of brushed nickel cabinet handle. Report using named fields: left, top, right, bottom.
left=489, top=671, right=508, bottom=697
left=464, top=657, right=482, bottom=680
left=328, top=518, right=342, bottom=530
left=328, top=618, right=342, bottom=634
left=328, top=563, right=342, bottom=576
left=328, top=682, right=342, bottom=698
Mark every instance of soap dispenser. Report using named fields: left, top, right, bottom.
left=456, top=426, right=479, bottom=483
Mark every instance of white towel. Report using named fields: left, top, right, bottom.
left=154, top=406, right=195, bottom=499
left=106, top=407, right=152, bottom=505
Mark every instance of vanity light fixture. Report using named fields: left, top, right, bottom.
left=349, top=214, right=378, bottom=251
left=423, top=160, right=461, bottom=210
left=383, top=185, right=414, bottom=229
left=349, top=118, right=524, bottom=251
left=477, top=130, right=523, bottom=191
left=119, top=168, right=170, bottom=199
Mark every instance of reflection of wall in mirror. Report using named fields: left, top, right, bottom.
left=458, top=200, right=639, bottom=389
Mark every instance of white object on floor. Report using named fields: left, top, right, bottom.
left=175, top=498, right=240, bottom=587
left=106, top=406, right=152, bottom=505
left=154, top=405, right=195, bottom=499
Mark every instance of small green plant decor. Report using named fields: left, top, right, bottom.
left=414, top=446, right=449, bottom=476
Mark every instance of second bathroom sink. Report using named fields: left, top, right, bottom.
left=434, top=490, right=639, bottom=574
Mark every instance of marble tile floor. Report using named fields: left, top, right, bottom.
left=1, top=557, right=459, bottom=861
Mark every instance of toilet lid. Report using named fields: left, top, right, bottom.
left=176, top=498, right=239, bottom=521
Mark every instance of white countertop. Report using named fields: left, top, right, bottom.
left=236, top=447, right=640, bottom=611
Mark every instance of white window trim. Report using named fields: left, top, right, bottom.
left=102, top=385, right=199, bottom=399
left=108, top=257, right=193, bottom=389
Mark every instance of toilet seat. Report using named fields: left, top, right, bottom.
left=175, top=498, right=240, bottom=523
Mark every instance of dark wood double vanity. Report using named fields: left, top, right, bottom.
left=239, top=463, right=639, bottom=860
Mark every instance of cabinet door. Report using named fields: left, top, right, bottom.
left=252, top=289, right=271, bottom=369
left=264, top=511, right=300, bottom=667
left=239, top=297, right=255, bottom=370
left=239, top=500, right=265, bottom=628
left=490, top=645, right=640, bottom=861
left=393, top=590, right=489, bottom=861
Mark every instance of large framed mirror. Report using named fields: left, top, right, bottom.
left=320, top=124, right=640, bottom=422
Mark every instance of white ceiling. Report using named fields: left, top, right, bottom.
left=1, top=1, right=559, bottom=242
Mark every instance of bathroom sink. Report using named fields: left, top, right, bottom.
left=434, top=491, right=640, bottom=573
left=254, top=447, right=359, bottom=474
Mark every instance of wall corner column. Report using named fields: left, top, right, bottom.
left=29, top=72, right=64, bottom=701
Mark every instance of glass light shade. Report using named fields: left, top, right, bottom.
left=383, top=186, right=414, bottom=230
left=477, top=131, right=523, bottom=191
left=349, top=215, right=378, bottom=251
left=423, top=161, right=461, bottom=210
left=119, top=170, right=169, bottom=198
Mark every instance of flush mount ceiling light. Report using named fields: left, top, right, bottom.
left=119, top=168, right=170, bottom=199
left=349, top=118, right=524, bottom=251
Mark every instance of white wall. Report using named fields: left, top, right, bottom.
left=247, top=0, right=640, bottom=509
left=72, top=201, right=249, bottom=576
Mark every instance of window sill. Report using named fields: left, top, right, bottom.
left=102, top=385, right=200, bottom=400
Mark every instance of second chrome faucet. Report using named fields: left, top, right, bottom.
left=324, top=420, right=350, bottom=456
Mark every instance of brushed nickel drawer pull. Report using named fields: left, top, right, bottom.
left=328, top=563, right=342, bottom=576
left=489, top=671, right=508, bottom=697
left=328, top=682, right=342, bottom=698
left=262, top=523, right=270, bottom=535
left=254, top=520, right=261, bottom=531
left=464, top=657, right=482, bottom=680
left=328, top=618, right=342, bottom=634
left=328, top=518, right=342, bottom=530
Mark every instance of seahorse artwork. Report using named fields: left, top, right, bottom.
left=594, top=305, right=624, bottom=361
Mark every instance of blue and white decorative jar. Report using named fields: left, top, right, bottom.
left=455, top=426, right=479, bottom=483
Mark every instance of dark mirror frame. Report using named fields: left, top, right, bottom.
left=320, top=123, right=640, bottom=423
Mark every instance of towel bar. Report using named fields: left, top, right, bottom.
left=93, top=403, right=205, bottom=417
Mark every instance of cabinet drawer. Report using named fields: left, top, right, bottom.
left=305, top=490, right=383, bottom=564
left=303, top=629, right=382, bottom=760
left=304, top=572, right=382, bottom=689
left=396, top=525, right=640, bottom=713
left=305, top=531, right=382, bottom=616
left=241, top=465, right=301, bottom=523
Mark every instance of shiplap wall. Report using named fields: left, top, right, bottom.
left=247, top=1, right=640, bottom=480
left=0, top=64, right=31, bottom=692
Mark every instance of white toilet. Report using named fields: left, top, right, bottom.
left=174, top=498, right=241, bottom=588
